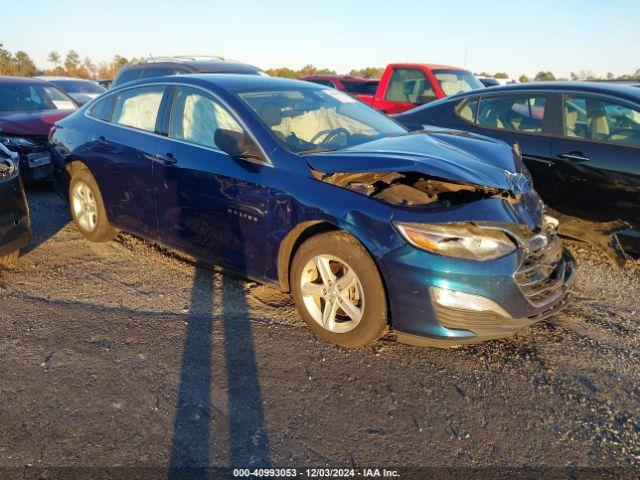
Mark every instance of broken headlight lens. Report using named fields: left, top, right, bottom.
left=395, top=222, right=517, bottom=261
left=0, top=134, right=37, bottom=149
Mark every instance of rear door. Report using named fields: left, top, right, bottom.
left=460, top=92, right=556, bottom=194
left=549, top=93, right=640, bottom=226
left=83, top=85, right=167, bottom=238
left=152, top=85, right=273, bottom=277
left=375, top=67, right=438, bottom=114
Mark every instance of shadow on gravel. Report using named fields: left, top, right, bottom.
left=169, top=262, right=270, bottom=478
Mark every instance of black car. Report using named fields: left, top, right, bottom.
left=396, top=82, right=640, bottom=255
left=0, top=143, right=30, bottom=265
left=111, top=55, right=265, bottom=88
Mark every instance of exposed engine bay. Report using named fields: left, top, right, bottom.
left=311, top=169, right=515, bottom=207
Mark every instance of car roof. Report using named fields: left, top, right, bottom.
left=118, top=73, right=318, bottom=92
left=36, top=76, right=94, bottom=82
left=387, top=63, right=467, bottom=71
left=454, top=81, right=640, bottom=103
left=0, top=76, right=51, bottom=85
left=122, top=60, right=262, bottom=74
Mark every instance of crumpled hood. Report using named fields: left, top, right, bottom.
left=0, top=109, right=75, bottom=136
left=305, top=130, right=531, bottom=194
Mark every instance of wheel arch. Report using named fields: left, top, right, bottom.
left=277, top=220, right=394, bottom=327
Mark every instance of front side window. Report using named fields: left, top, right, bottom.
left=239, top=86, right=406, bottom=153
left=0, top=83, right=76, bottom=111
left=476, top=94, right=547, bottom=133
left=433, top=69, right=483, bottom=96
left=385, top=68, right=436, bottom=104
left=564, top=95, right=640, bottom=147
left=169, top=86, right=243, bottom=149
left=112, top=85, right=165, bottom=132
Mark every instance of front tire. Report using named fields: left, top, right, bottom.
left=69, top=169, right=117, bottom=242
left=291, top=230, right=388, bottom=348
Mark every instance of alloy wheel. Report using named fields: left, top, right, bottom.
left=71, top=181, right=98, bottom=232
left=299, top=254, right=365, bottom=334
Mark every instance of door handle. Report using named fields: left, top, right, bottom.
left=558, top=152, right=589, bottom=162
left=152, top=153, right=178, bottom=165
left=92, top=136, right=107, bottom=144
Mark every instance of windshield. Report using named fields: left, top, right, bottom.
left=239, top=87, right=406, bottom=153
left=51, top=79, right=105, bottom=94
left=433, top=69, right=483, bottom=96
left=0, top=83, right=77, bottom=112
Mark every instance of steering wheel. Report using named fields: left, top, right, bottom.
left=310, top=127, right=351, bottom=147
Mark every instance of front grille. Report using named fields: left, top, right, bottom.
left=514, top=220, right=567, bottom=307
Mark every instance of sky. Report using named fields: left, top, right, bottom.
left=2, top=0, right=639, bottom=78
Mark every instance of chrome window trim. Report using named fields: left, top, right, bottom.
left=83, top=81, right=274, bottom=167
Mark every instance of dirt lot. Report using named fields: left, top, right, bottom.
left=0, top=187, right=639, bottom=475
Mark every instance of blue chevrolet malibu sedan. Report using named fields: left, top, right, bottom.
left=50, top=74, right=576, bottom=348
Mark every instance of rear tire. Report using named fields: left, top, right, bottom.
left=0, top=251, right=19, bottom=266
left=69, top=169, right=117, bottom=242
left=291, top=230, right=388, bottom=348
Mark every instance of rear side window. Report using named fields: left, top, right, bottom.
left=87, top=95, right=115, bottom=121
left=342, top=81, right=379, bottom=95
left=114, top=68, right=142, bottom=87
left=140, top=67, right=187, bottom=79
left=112, top=86, right=165, bottom=132
left=564, top=95, right=640, bottom=147
left=476, top=94, right=547, bottom=133
left=385, top=68, right=436, bottom=104
left=168, top=86, right=244, bottom=150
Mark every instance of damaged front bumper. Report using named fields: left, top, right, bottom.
left=394, top=250, right=576, bottom=347
left=378, top=232, right=577, bottom=348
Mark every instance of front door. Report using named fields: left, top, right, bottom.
left=377, top=68, right=437, bottom=114
left=152, top=85, right=273, bottom=278
left=549, top=93, right=640, bottom=227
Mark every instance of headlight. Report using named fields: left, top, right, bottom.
left=395, top=222, right=517, bottom=261
left=0, top=144, right=19, bottom=180
left=0, top=134, right=37, bottom=148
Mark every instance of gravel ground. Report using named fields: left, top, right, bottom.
left=0, top=187, right=639, bottom=475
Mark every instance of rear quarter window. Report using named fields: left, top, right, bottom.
left=87, top=95, right=115, bottom=122
left=456, top=98, right=479, bottom=123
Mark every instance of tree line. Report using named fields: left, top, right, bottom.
left=1, top=48, right=639, bottom=82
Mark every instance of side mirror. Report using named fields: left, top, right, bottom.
left=215, top=129, right=264, bottom=162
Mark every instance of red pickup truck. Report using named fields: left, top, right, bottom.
left=359, top=63, right=484, bottom=114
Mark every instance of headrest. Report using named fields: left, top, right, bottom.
left=259, top=102, right=283, bottom=127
